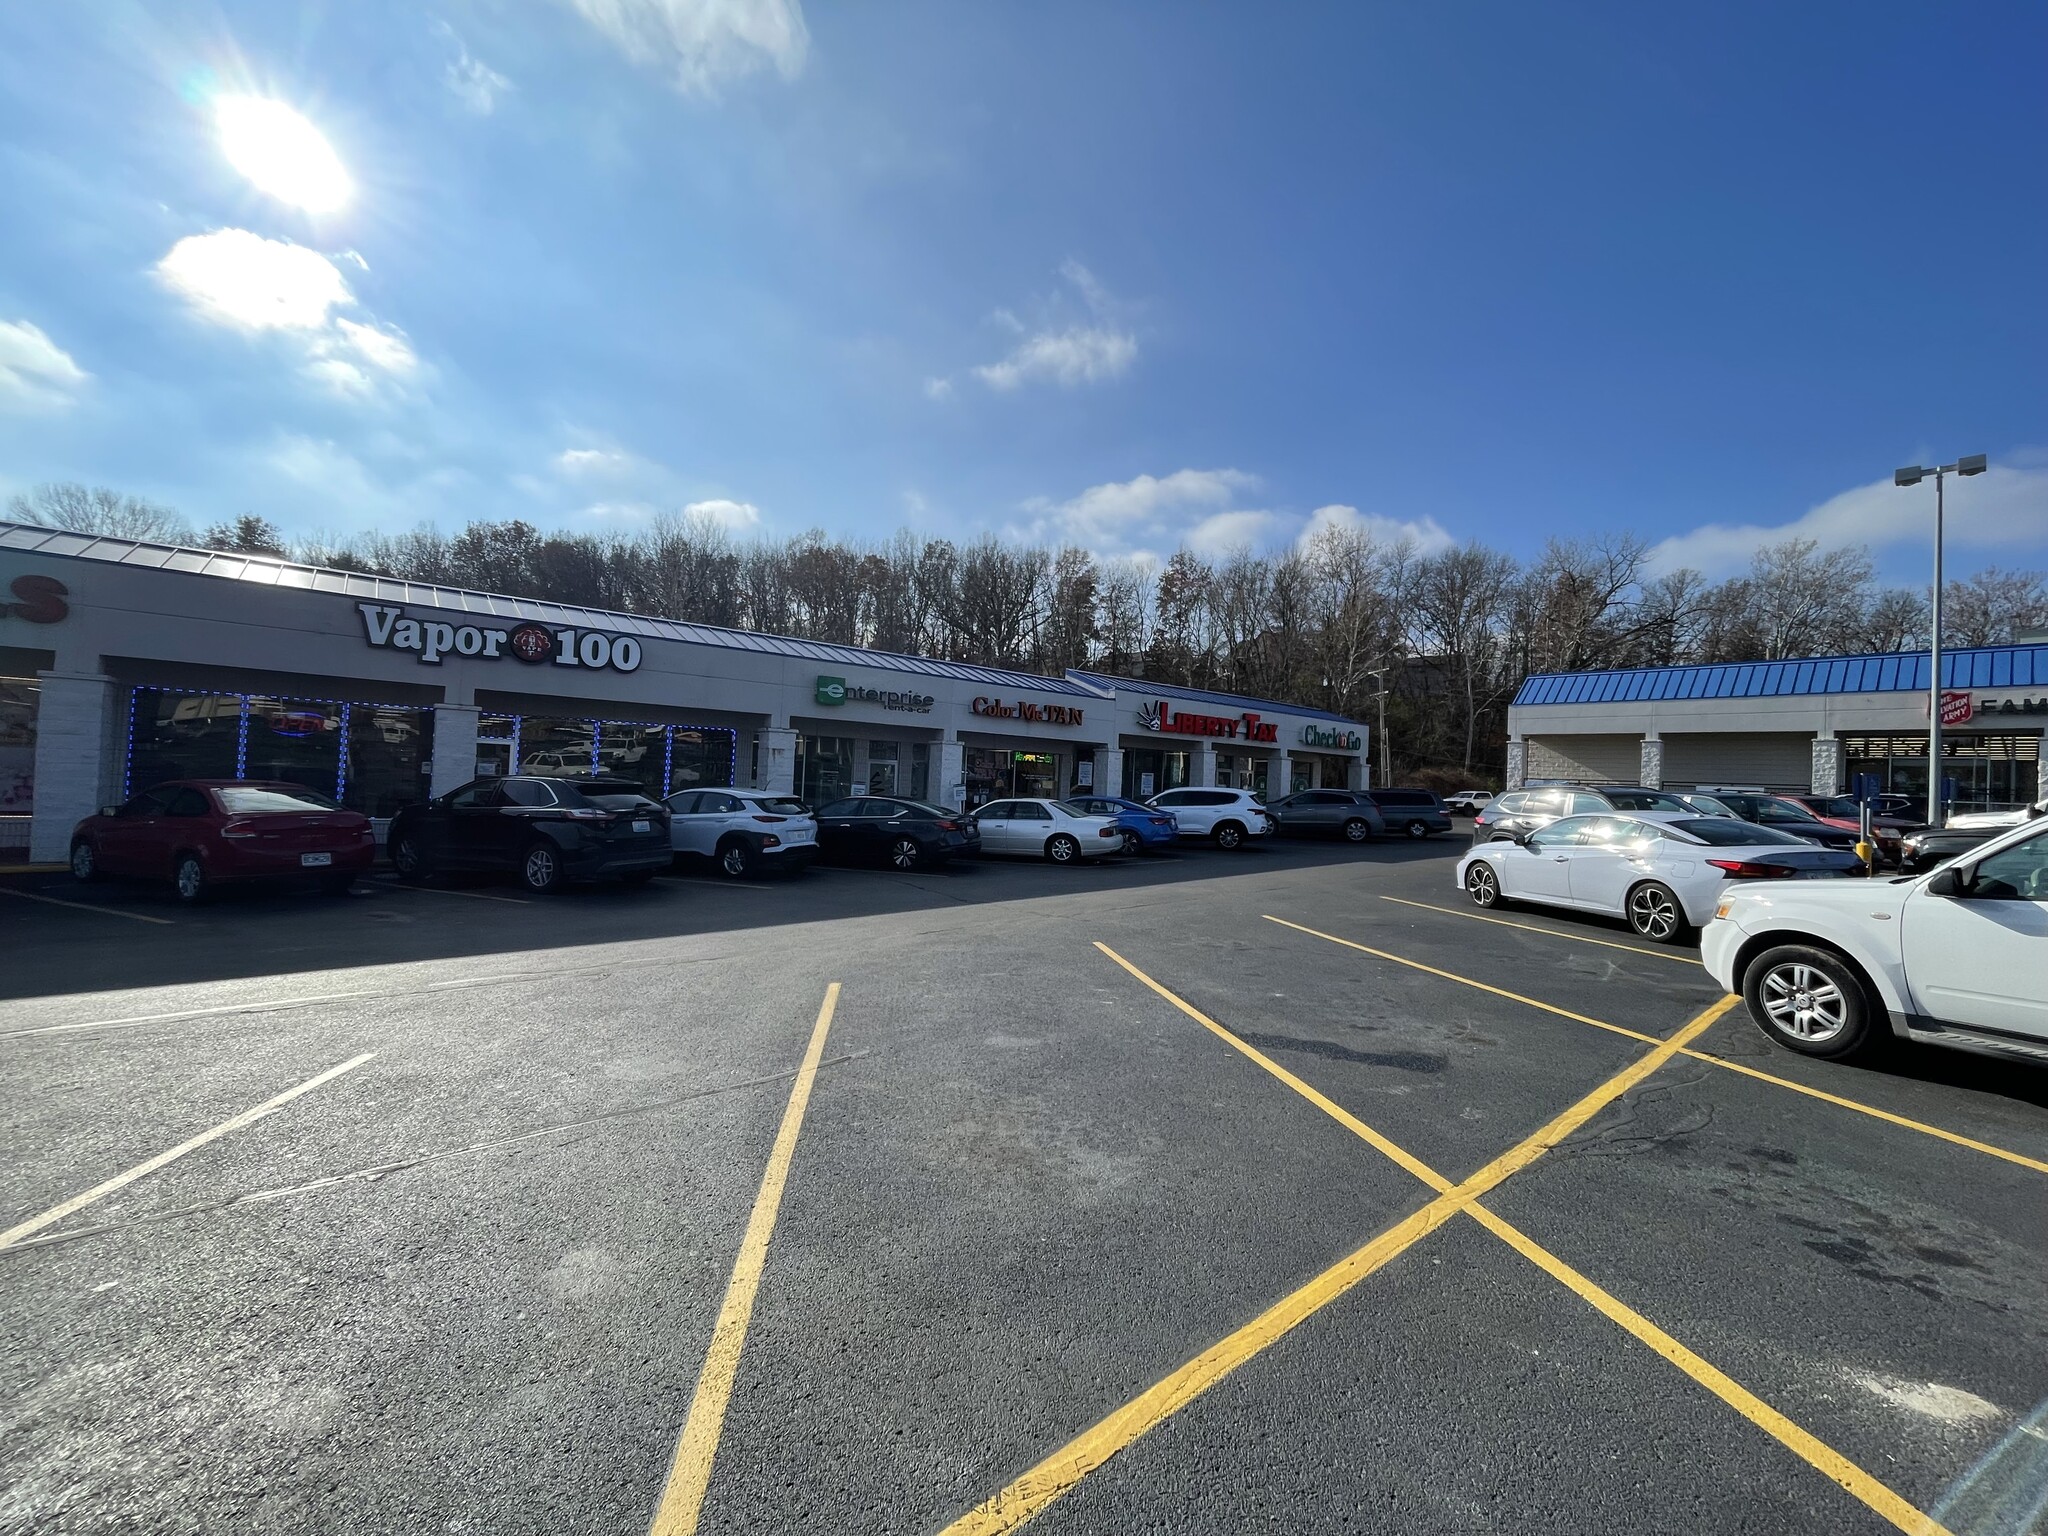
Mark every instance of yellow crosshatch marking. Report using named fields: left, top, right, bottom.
left=930, top=951, right=1950, bottom=1536
left=1266, top=912, right=2048, bottom=1177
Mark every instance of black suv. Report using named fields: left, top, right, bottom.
left=388, top=775, right=671, bottom=892
left=1361, top=788, right=1454, bottom=839
left=1472, top=785, right=1693, bottom=845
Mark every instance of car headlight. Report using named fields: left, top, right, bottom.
left=1713, top=899, right=1734, bottom=920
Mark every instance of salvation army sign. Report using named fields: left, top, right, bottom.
left=358, top=603, right=642, bottom=673
left=1937, top=690, right=1974, bottom=726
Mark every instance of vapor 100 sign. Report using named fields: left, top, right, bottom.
left=357, top=603, right=643, bottom=673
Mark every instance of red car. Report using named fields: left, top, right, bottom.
left=1784, top=794, right=1909, bottom=867
left=69, top=780, right=377, bottom=902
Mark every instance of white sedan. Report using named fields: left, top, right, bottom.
left=971, top=798, right=1127, bottom=863
left=1454, top=811, right=1865, bottom=943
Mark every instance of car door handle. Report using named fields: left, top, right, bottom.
left=1552, top=855, right=1569, bottom=862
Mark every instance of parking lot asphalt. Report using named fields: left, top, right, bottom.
left=3, top=835, right=2045, bottom=1535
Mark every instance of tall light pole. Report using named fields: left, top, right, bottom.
left=1365, top=668, right=1390, bottom=791
left=1894, top=454, right=1987, bottom=824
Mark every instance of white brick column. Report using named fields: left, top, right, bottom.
left=1639, top=734, right=1664, bottom=790
left=1505, top=738, right=1528, bottom=791
left=1270, top=751, right=1293, bottom=796
left=1810, top=735, right=1843, bottom=797
left=1191, top=742, right=1217, bottom=787
left=755, top=727, right=799, bottom=795
left=429, top=705, right=480, bottom=798
left=1093, top=747, right=1123, bottom=797
left=29, top=672, right=119, bottom=864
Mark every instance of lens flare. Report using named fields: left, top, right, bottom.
left=214, top=96, right=351, bottom=213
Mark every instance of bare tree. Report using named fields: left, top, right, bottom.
left=1943, top=568, right=2048, bottom=647
left=201, top=515, right=290, bottom=557
left=1407, top=543, right=1519, bottom=768
left=9, top=482, right=192, bottom=542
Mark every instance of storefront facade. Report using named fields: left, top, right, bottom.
left=1070, top=673, right=1369, bottom=801
left=1506, top=644, right=2048, bottom=813
left=3, top=524, right=1362, bottom=861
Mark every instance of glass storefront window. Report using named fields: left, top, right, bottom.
left=244, top=696, right=344, bottom=796
left=670, top=728, right=737, bottom=795
left=910, top=742, right=930, bottom=801
left=128, top=690, right=243, bottom=795
left=598, top=721, right=667, bottom=797
left=518, top=716, right=598, bottom=777
left=1013, top=752, right=1059, bottom=799
left=798, top=735, right=854, bottom=806
left=343, top=706, right=432, bottom=816
left=0, top=677, right=37, bottom=817
left=866, top=739, right=900, bottom=795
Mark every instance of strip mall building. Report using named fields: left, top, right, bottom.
left=1507, top=643, right=2048, bottom=811
left=0, top=522, right=1368, bottom=862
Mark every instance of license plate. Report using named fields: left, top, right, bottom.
left=632, top=819, right=651, bottom=833
left=300, top=852, right=332, bottom=867
left=784, top=828, right=815, bottom=844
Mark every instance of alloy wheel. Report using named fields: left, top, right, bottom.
left=1405, top=821, right=1429, bottom=839
left=523, top=846, right=558, bottom=891
left=1216, top=823, right=1243, bottom=850
left=1758, top=963, right=1850, bottom=1043
left=721, top=844, right=752, bottom=877
left=175, top=855, right=205, bottom=903
left=70, top=842, right=96, bottom=881
left=1628, top=884, right=1680, bottom=940
left=1121, top=831, right=1142, bottom=855
left=1048, top=835, right=1078, bottom=863
left=889, top=838, right=920, bottom=870
left=1467, top=864, right=1499, bottom=907
left=1343, top=819, right=1369, bottom=843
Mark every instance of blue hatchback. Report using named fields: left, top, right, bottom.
left=1065, top=795, right=1179, bottom=853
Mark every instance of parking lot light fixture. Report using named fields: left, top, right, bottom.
left=1894, top=454, right=1987, bottom=825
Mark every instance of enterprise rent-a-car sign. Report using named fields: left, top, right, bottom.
left=359, top=603, right=642, bottom=672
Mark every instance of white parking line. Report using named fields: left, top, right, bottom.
left=0, top=1053, right=374, bottom=1250
left=372, top=880, right=529, bottom=905
left=0, top=888, right=175, bottom=926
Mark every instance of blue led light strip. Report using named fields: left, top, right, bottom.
left=122, top=686, right=427, bottom=803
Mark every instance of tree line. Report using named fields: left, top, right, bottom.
left=10, top=482, right=2045, bottom=785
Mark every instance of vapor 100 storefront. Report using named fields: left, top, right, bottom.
left=0, top=523, right=1368, bottom=861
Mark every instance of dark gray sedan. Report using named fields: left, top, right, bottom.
left=1266, top=789, right=1386, bottom=843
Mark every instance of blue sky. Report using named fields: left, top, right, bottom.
left=1, top=1, right=2043, bottom=582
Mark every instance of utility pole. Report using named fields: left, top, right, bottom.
left=1894, top=455, right=1986, bottom=824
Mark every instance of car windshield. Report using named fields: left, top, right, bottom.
left=568, top=782, right=661, bottom=811
left=1669, top=818, right=1816, bottom=847
left=1602, top=790, right=1689, bottom=811
left=214, top=786, right=339, bottom=813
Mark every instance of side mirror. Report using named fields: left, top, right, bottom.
left=1926, top=866, right=1969, bottom=898
left=1509, top=831, right=1531, bottom=847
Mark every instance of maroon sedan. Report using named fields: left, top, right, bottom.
left=69, top=780, right=377, bottom=902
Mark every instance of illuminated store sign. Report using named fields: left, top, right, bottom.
left=971, top=697, right=1086, bottom=726
left=358, top=603, right=642, bottom=672
left=1136, top=700, right=1278, bottom=742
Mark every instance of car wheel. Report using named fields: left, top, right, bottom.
left=1742, top=945, right=1877, bottom=1059
left=519, top=841, right=564, bottom=894
left=1404, top=820, right=1431, bottom=840
left=718, top=839, right=754, bottom=878
left=69, top=841, right=100, bottom=883
left=1046, top=834, right=1080, bottom=864
left=173, top=852, right=209, bottom=905
left=390, top=833, right=431, bottom=883
left=1625, top=880, right=1687, bottom=943
left=1121, top=830, right=1142, bottom=856
left=1213, top=820, right=1245, bottom=851
left=322, top=871, right=356, bottom=895
left=888, top=837, right=921, bottom=871
left=1342, top=818, right=1371, bottom=843
left=1465, top=863, right=1502, bottom=908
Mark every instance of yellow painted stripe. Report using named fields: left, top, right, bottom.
left=1463, top=1203, right=1952, bottom=1536
left=647, top=983, right=841, bottom=1536
left=0, top=887, right=175, bottom=925
left=934, top=976, right=1729, bottom=1536
left=1678, top=1049, right=2048, bottom=1177
left=0, top=1054, right=373, bottom=1250
left=1260, top=914, right=1662, bottom=1045
left=1270, top=911, right=2048, bottom=1178
left=1376, top=894, right=1702, bottom=964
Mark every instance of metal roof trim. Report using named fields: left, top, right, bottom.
left=1514, top=641, right=2048, bottom=706
left=1067, top=669, right=1360, bottom=724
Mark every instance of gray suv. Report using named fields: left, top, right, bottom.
left=1471, top=785, right=1693, bottom=846
left=1267, top=789, right=1387, bottom=843
left=1362, top=788, right=1454, bottom=839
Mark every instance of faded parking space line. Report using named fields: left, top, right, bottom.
left=0, top=887, right=175, bottom=925
left=1377, top=894, right=1702, bottom=964
left=0, top=1053, right=374, bottom=1251
left=648, top=982, right=842, bottom=1536
left=371, top=879, right=529, bottom=905
left=1268, top=912, right=2048, bottom=1178
left=962, top=953, right=1945, bottom=1536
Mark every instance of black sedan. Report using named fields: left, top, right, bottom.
left=813, top=796, right=981, bottom=870
left=388, top=775, right=671, bottom=892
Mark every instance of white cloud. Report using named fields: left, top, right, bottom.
left=579, top=500, right=659, bottom=521
left=1017, top=468, right=1258, bottom=553
left=973, top=327, right=1137, bottom=391
left=333, top=317, right=418, bottom=375
left=565, top=0, right=809, bottom=95
left=556, top=447, right=635, bottom=474
left=0, top=319, right=89, bottom=411
left=1187, top=510, right=1284, bottom=554
left=1299, top=503, right=1455, bottom=556
left=155, top=229, right=354, bottom=331
left=923, top=376, right=954, bottom=401
left=683, top=496, right=762, bottom=529
left=302, top=357, right=373, bottom=395
left=1649, top=462, right=2048, bottom=578
left=963, top=261, right=1139, bottom=394
left=441, top=30, right=513, bottom=114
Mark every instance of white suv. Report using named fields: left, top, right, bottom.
left=663, top=787, right=818, bottom=877
left=1703, top=816, right=2048, bottom=1064
left=1146, top=788, right=1276, bottom=850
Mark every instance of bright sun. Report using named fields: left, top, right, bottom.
left=214, top=96, right=351, bottom=214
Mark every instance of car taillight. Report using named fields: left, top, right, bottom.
left=1098, top=826, right=1119, bottom=837
left=1706, top=859, right=1796, bottom=879
left=559, top=808, right=608, bottom=821
left=752, top=814, right=786, bottom=823
left=935, top=819, right=958, bottom=830
left=220, top=821, right=258, bottom=839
